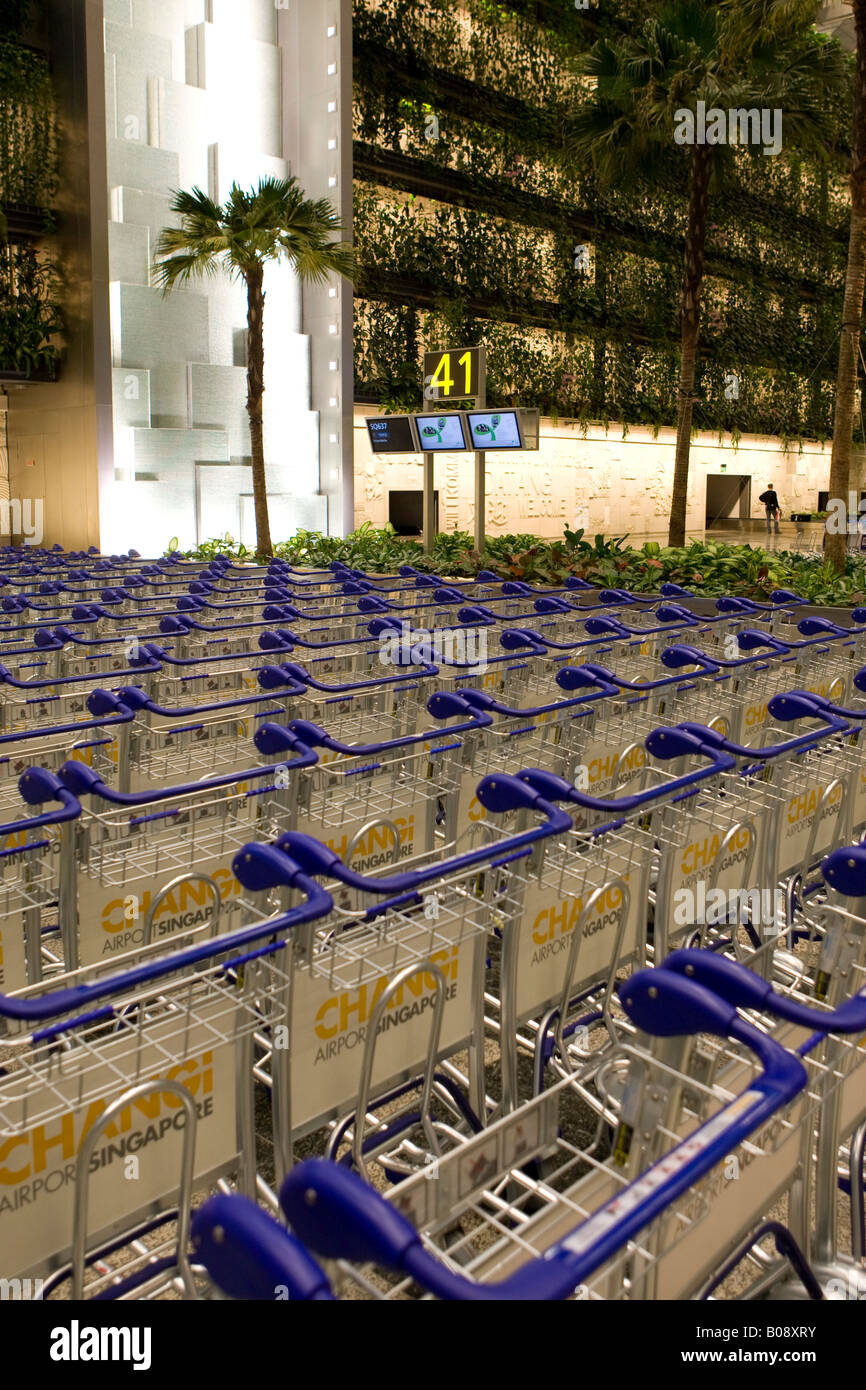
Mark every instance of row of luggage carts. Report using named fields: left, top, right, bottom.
left=0, top=543, right=864, bottom=1301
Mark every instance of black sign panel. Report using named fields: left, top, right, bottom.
left=423, top=347, right=484, bottom=403
left=365, top=416, right=418, bottom=454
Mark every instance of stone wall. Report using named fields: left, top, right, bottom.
left=354, top=409, right=866, bottom=541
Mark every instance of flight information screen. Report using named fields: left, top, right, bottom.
left=366, top=417, right=419, bottom=453
left=467, top=411, right=523, bottom=450
left=413, top=414, right=470, bottom=451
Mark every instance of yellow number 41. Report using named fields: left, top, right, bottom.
left=430, top=351, right=473, bottom=398
left=430, top=353, right=454, bottom=397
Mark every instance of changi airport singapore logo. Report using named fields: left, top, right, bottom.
left=674, top=101, right=783, bottom=157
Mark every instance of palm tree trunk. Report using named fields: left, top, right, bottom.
left=245, top=264, right=273, bottom=558
left=826, top=0, right=866, bottom=574
left=668, top=144, right=712, bottom=549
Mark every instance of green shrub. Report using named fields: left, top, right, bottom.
left=171, top=527, right=866, bottom=606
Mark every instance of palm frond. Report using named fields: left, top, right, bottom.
left=152, top=175, right=355, bottom=290
left=566, top=0, right=849, bottom=183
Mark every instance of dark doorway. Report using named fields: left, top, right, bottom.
left=389, top=490, right=439, bottom=536
left=819, top=490, right=866, bottom=511
left=705, top=475, right=751, bottom=527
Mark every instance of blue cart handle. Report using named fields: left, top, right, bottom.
left=715, top=596, right=760, bottom=614
left=191, top=1195, right=334, bottom=1301
left=0, top=699, right=136, bottom=744
left=0, top=651, right=161, bottom=687
left=278, top=970, right=804, bottom=1300
left=457, top=603, right=526, bottom=623
left=0, top=867, right=332, bottom=1024
left=558, top=660, right=718, bottom=694
left=258, top=658, right=439, bottom=692
left=455, top=605, right=499, bottom=626
left=784, top=621, right=860, bottom=651
left=766, top=687, right=866, bottom=722
left=672, top=694, right=849, bottom=756
left=232, top=773, right=573, bottom=896
left=659, top=948, right=866, bottom=1038
left=162, top=609, right=287, bottom=635
left=259, top=627, right=378, bottom=653
left=583, top=616, right=630, bottom=638
left=516, top=725, right=736, bottom=813
left=455, top=668, right=620, bottom=716
left=660, top=639, right=764, bottom=673
left=9, top=768, right=82, bottom=829
left=254, top=698, right=493, bottom=758
left=498, top=625, right=618, bottom=653
left=55, top=733, right=317, bottom=805
left=142, top=641, right=272, bottom=670
left=583, top=608, right=701, bottom=638
left=91, top=682, right=307, bottom=719
left=0, top=634, right=64, bottom=656
left=368, top=617, right=492, bottom=641
left=54, top=624, right=165, bottom=648
left=823, top=843, right=866, bottom=896
left=798, top=615, right=866, bottom=638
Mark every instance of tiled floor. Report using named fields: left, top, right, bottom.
left=686, top=525, right=826, bottom=552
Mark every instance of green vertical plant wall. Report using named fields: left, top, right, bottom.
left=0, top=40, right=58, bottom=207
left=353, top=0, right=854, bottom=445
left=0, top=28, right=61, bottom=378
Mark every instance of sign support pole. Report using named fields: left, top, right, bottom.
left=422, top=451, right=434, bottom=554
left=474, top=365, right=486, bottom=555
left=419, top=344, right=487, bottom=555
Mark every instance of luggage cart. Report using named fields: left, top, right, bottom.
left=39, top=734, right=317, bottom=969
left=230, top=771, right=573, bottom=1175
left=0, top=866, right=331, bottom=1294
left=201, top=965, right=817, bottom=1301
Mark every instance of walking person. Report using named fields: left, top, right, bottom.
left=758, top=484, right=781, bottom=535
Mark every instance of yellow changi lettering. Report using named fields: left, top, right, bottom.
left=745, top=702, right=768, bottom=728
left=681, top=825, right=749, bottom=875
left=786, top=786, right=840, bottom=824
left=0, top=1051, right=214, bottom=1183
left=102, top=872, right=239, bottom=934
left=313, top=949, right=461, bottom=1039
left=0, top=1134, right=30, bottom=1185
left=31, top=1112, right=76, bottom=1175
left=313, top=998, right=339, bottom=1040
left=531, top=884, right=624, bottom=945
left=338, top=984, right=368, bottom=1033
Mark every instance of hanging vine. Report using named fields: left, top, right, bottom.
left=0, top=30, right=62, bottom=378
left=0, top=40, right=58, bottom=207
left=353, top=0, right=856, bottom=445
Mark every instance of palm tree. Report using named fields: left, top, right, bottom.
left=153, top=177, right=354, bottom=557
left=825, top=0, right=866, bottom=573
left=569, top=0, right=848, bottom=548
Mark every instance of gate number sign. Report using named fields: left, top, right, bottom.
left=423, top=347, right=484, bottom=402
